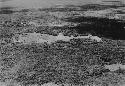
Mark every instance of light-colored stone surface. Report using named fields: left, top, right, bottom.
left=12, top=32, right=102, bottom=44
left=105, top=63, right=125, bottom=71
left=89, top=35, right=102, bottom=42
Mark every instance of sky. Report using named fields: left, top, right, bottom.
left=0, top=0, right=124, bottom=9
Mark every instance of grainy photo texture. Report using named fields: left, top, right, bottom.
left=1, top=0, right=125, bottom=86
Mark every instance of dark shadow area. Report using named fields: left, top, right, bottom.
left=0, top=6, right=16, bottom=14
left=0, top=0, right=12, bottom=2
left=65, top=16, right=125, bottom=40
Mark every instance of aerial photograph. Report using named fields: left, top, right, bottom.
left=1, top=0, right=125, bottom=86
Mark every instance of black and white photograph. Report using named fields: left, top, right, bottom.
left=1, top=0, right=125, bottom=86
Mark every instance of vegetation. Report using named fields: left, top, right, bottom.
left=0, top=6, right=125, bottom=86
left=1, top=37, right=125, bottom=86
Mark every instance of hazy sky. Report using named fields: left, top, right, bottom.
left=0, top=0, right=124, bottom=9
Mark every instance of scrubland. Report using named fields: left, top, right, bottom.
left=1, top=7, right=125, bottom=86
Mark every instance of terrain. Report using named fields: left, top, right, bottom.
left=1, top=3, right=125, bottom=86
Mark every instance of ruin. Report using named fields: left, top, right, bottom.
left=12, top=32, right=102, bottom=44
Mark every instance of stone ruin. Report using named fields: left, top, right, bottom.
left=12, top=32, right=102, bottom=44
